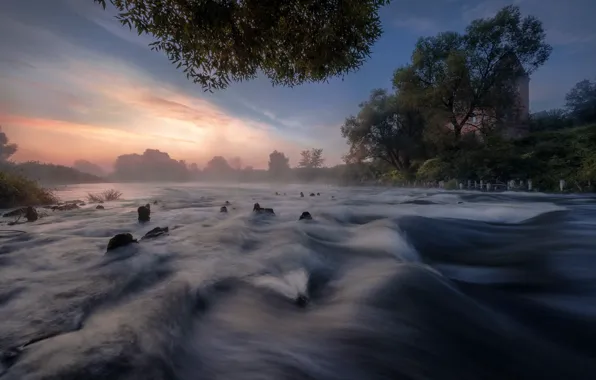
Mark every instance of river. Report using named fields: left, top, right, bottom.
left=1, top=183, right=595, bottom=379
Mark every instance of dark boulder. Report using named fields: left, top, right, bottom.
left=138, top=205, right=150, bottom=222
left=300, top=192, right=304, bottom=197
left=316, top=193, right=320, bottom=196
left=299, top=211, right=312, bottom=221
left=106, top=233, right=137, bottom=252
left=141, top=226, right=169, bottom=240
left=225, top=201, right=231, bottom=205
left=220, top=206, right=228, bottom=213
left=253, top=203, right=275, bottom=215
left=309, top=193, right=315, bottom=197
left=96, top=205, right=105, bottom=210
left=25, top=207, right=38, bottom=222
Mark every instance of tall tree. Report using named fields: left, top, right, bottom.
left=268, top=150, right=290, bottom=178
left=565, top=79, right=596, bottom=125
left=310, top=148, right=325, bottom=168
left=229, top=156, right=243, bottom=171
left=94, top=0, right=391, bottom=91
left=205, top=156, right=232, bottom=173
left=298, top=150, right=312, bottom=168
left=0, top=126, right=18, bottom=162
left=341, top=89, right=425, bottom=176
left=298, top=148, right=325, bottom=168
left=393, top=5, right=551, bottom=141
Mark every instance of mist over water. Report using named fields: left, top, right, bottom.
left=1, top=183, right=596, bottom=380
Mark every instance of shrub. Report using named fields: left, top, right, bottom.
left=444, top=179, right=458, bottom=190
left=0, top=171, right=58, bottom=208
left=86, top=189, right=123, bottom=202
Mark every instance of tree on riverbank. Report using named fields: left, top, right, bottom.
left=338, top=5, right=596, bottom=191
left=393, top=5, right=551, bottom=142
left=94, top=0, right=391, bottom=91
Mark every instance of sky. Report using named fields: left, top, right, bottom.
left=1, top=0, right=595, bottom=170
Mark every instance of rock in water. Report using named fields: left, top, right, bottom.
left=106, top=233, right=138, bottom=252
left=300, top=192, right=304, bottom=197
left=317, top=193, right=320, bottom=196
left=296, top=294, right=309, bottom=307
left=220, top=206, right=228, bottom=213
left=309, top=193, right=315, bottom=197
left=225, top=201, right=231, bottom=205
left=96, top=205, right=105, bottom=209
left=299, top=211, right=312, bottom=221
left=141, top=227, right=169, bottom=240
left=253, top=203, right=275, bottom=215
left=138, top=205, right=150, bottom=222
left=25, top=206, right=38, bottom=222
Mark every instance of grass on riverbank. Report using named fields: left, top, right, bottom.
left=0, top=171, right=58, bottom=208
left=86, top=189, right=123, bottom=203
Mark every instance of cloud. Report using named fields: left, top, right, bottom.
left=0, top=18, right=315, bottom=169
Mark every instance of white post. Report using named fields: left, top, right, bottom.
left=528, top=179, right=532, bottom=191
left=559, top=179, right=565, bottom=192
left=487, top=183, right=492, bottom=191
left=459, top=183, right=463, bottom=190
left=480, top=180, right=484, bottom=191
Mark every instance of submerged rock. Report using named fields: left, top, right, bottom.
left=138, top=205, right=150, bottom=222
left=96, top=205, right=105, bottom=210
left=141, top=226, right=169, bottom=240
left=299, top=211, right=312, bottom=221
left=2, top=207, right=27, bottom=218
left=317, top=193, right=320, bottom=196
left=253, top=203, right=275, bottom=215
left=225, top=201, right=231, bottom=205
left=220, top=206, right=228, bottom=213
left=106, top=233, right=138, bottom=252
left=51, top=203, right=80, bottom=211
left=25, top=206, right=38, bottom=222
left=295, top=294, right=309, bottom=308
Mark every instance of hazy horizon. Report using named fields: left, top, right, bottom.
left=1, top=0, right=595, bottom=170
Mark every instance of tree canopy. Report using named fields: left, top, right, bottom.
left=393, top=5, right=551, bottom=141
left=94, top=0, right=391, bottom=91
left=341, top=89, right=424, bottom=176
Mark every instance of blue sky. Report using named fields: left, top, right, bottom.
left=0, top=0, right=594, bottom=169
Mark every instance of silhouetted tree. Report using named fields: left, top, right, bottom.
left=205, top=156, right=232, bottom=173
left=268, top=150, right=290, bottom=179
left=112, top=149, right=189, bottom=181
left=566, top=79, right=596, bottom=125
left=94, top=0, right=391, bottom=91
left=298, top=148, right=325, bottom=168
left=0, top=126, right=18, bottom=162
left=229, top=156, right=242, bottom=171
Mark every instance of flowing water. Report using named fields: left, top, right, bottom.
left=1, top=183, right=595, bottom=380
